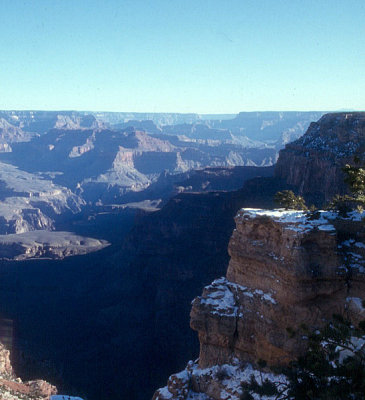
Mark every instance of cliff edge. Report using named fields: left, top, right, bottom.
left=275, top=112, right=365, bottom=205
left=154, top=112, right=365, bottom=399
left=154, top=208, right=365, bottom=400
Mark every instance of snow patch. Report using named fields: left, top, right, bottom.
left=346, top=297, right=365, bottom=311
left=187, top=359, right=287, bottom=400
left=238, top=208, right=337, bottom=234
left=198, top=277, right=277, bottom=318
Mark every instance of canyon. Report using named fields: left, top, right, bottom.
left=0, top=110, right=320, bottom=260
left=0, top=111, right=363, bottom=400
left=153, top=112, right=365, bottom=399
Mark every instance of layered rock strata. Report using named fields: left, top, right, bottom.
left=0, top=230, right=109, bottom=260
left=154, top=208, right=365, bottom=399
left=275, top=112, right=365, bottom=204
left=0, top=161, right=84, bottom=234
left=0, top=342, right=57, bottom=400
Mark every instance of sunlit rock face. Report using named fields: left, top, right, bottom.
left=0, top=230, right=109, bottom=260
left=0, top=342, right=12, bottom=377
left=153, top=358, right=288, bottom=400
left=0, top=161, right=84, bottom=234
left=0, top=341, right=57, bottom=400
left=153, top=112, right=365, bottom=400
left=154, top=208, right=365, bottom=400
left=0, top=110, right=322, bottom=208
left=275, top=112, right=365, bottom=205
left=193, top=209, right=365, bottom=368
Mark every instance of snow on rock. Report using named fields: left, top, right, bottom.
left=199, top=279, right=238, bottom=317
left=196, top=277, right=277, bottom=318
left=346, top=297, right=365, bottom=319
left=338, top=234, right=365, bottom=276
left=334, top=335, right=365, bottom=364
left=346, top=297, right=365, bottom=311
left=153, top=359, right=287, bottom=400
left=238, top=208, right=338, bottom=233
left=156, top=198, right=365, bottom=399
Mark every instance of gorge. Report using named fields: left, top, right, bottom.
left=154, top=112, right=365, bottom=399
left=0, top=111, right=364, bottom=400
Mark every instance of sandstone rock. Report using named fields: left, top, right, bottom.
left=0, top=341, right=57, bottom=400
left=192, top=209, right=365, bottom=368
left=26, top=379, right=58, bottom=398
left=153, top=369, right=191, bottom=400
left=154, top=208, right=365, bottom=400
left=0, top=230, right=109, bottom=260
left=153, top=113, right=365, bottom=399
left=0, top=343, right=13, bottom=377
left=275, top=112, right=365, bottom=205
left=153, top=358, right=287, bottom=400
left=0, top=161, right=85, bottom=234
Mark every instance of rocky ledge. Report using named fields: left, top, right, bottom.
left=0, top=342, right=57, bottom=400
left=275, top=112, right=365, bottom=205
left=154, top=208, right=365, bottom=399
left=0, top=162, right=84, bottom=234
left=153, top=358, right=287, bottom=400
left=0, top=230, right=109, bottom=260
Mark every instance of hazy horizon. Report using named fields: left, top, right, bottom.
left=0, top=108, right=362, bottom=114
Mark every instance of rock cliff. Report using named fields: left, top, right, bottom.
left=275, top=112, right=365, bottom=205
left=0, top=341, right=57, bottom=400
left=114, top=176, right=285, bottom=399
left=0, top=161, right=84, bottom=234
left=0, top=230, right=109, bottom=260
left=154, top=208, right=365, bottom=400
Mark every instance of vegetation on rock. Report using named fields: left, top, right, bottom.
left=329, top=159, right=365, bottom=215
left=241, top=315, right=365, bottom=400
left=274, top=190, right=307, bottom=210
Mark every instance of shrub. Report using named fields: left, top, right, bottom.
left=274, top=190, right=307, bottom=210
left=329, top=161, right=365, bottom=215
left=215, top=365, right=229, bottom=381
left=241, top=316, right=365, bottom=399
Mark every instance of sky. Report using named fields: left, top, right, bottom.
left=0, top=0, right=364, bottom=113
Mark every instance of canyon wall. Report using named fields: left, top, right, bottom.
left=275, top=112, right=365, bottom=205
left=154, top=209, right=365, bottom=400
left=153, top=112, right=365, bottom=400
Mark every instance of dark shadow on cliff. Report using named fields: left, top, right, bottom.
left=0, top=173, right=291, bottom=400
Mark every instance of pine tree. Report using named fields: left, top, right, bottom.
left=241, top=315, right=365, bottom=400
left=274, top=190, right=307, bottom=210
left=329, top=160, right=365, bottom=215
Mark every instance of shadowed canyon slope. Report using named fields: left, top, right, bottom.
left=276, top=112, right=365, bottom=205
left=0, top=110, right=321, bottom=259
left=154, top=208, right=365, bottom=400
left=0, top=112, right=361, bottom=400
left=154, top=112, right=365, bottom=400
left=0, top=168, right=279, bottom=400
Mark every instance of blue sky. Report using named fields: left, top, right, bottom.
left=0, top=0, right=364, bottom=113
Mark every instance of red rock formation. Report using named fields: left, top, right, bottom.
left=0, top=342, right=57, bottom=400
left=153, top=113, right=365, bottom=400
left=192, top=209, right=365, bottom=368
left=0, top=342, right=13, bottom=377
left=275, top=112, right=365, bottom=204
left=154, top=208, right=365, bottom=400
